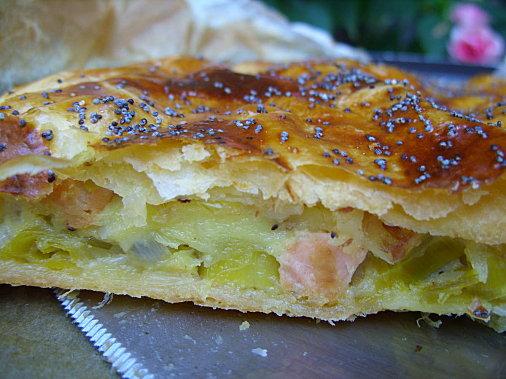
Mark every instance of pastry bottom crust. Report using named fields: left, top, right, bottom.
left=0, top=260, right=469, bottom=322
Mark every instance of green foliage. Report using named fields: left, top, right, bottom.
left=262, top=0, right=506, bottom=58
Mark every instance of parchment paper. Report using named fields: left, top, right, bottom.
left=0, top=0, right=368, bottom=92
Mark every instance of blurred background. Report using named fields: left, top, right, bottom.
left=1, top=0, right=506, bottom=92
left=263, top=0, right=506, bottom=65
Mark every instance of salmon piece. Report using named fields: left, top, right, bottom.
left=381, top=224, right=423, bottom=261
left=338, top=207, right=354, bottom=213
left=47, top=179, right=114, bottom=229
left=0, top=114, right=52, bottom=198
left=0, top=171, right=54, bottom=198
left=362, top=213, right=423, bottom=263
left=0, top=113, right=49, bottom=166
left=279, top=233, right=367, bottom=300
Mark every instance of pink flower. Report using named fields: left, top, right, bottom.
left=451, top=3, right=489, bottom=26
left=448, top=26, right=504, bottom=64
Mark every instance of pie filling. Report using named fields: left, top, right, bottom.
left=1, top=179, right=505, bottom=331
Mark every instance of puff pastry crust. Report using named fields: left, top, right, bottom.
left=0, top=57, right=505, bottom=329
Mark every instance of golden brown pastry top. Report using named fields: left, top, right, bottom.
left=0, top=57, right=505, bottom=195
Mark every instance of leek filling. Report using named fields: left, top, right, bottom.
left=0, top=192, right=505, bottom=331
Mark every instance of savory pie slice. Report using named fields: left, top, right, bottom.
left=0, top=57, right=505, bottom=331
